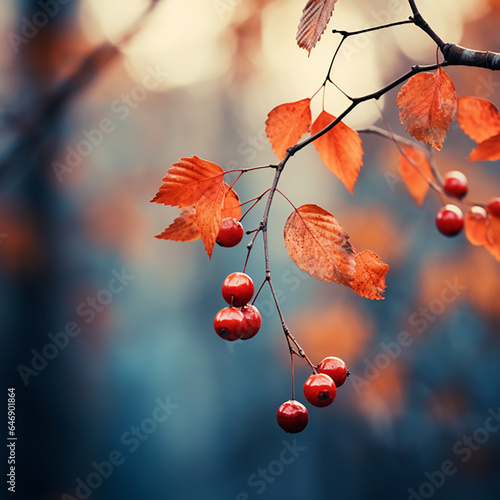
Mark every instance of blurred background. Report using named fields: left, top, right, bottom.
left=2, top=0, right=500, bottom=499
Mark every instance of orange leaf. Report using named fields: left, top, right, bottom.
left=468, top=133, right=500, bottom=161
left=352, top=250, right=389, bottom=300
left=485, top=214, right=500, bottom=261
left=457, top=96, right=500, bottom=143
left=151, top=156, right=224, bottom=207
left=265, top=99, right=311, bottom=160
left=398, top=146, right=434, bottom=206
left=221, top=185, right=241, bottom=220
left=156, top=207, right=200, bottom=242
left=195, top=181, right=226, bottom=258
left=464, top=207, right=488, bottom=247
left=283, top=204, right=355, bottom=287
left=311, top=111, right=363, bottom=193
left=296, top=0, right=338, bottom=54
left=397, top=68, right=457, bottom=150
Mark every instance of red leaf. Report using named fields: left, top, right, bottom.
left=468, top=133, right=500, bottom=161
left=398, top=146, right=434, bottom=206
left=151, top=156, right=224, bottom=207
left=221, top=186, right=241, bottom=220
left=397, top=68, right=457, bottom=150
left=296, top=0, right=339, bottom=54
left=352, top=250, right=389, bottom=300
left=283, top=204, right=355, bottom=287
left=265, top=99, right=311, bottom=160
left=195, top=181, right=227, bottom=258
left=311, top=111, right=363, bottom=193
left=457, top=96, right=500, bottom=143
left=485, top=214, right=500, bottom=261
left=156, top=207, right=200, bottom=242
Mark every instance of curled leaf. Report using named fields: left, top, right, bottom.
left=397, top=68, right=457, bottom=150
left=265, top=98, right=311, bottom=160
left=311, top=111, right=363, bottom=193
left=296, top=0, right=339, bottom=54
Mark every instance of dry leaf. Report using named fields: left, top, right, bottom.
left=352, top=250, right=389, bottom=300
left=265, top=98, right=311, bottom=160
left=397, top=68, right=457, bottom=150
left=311, top=111, right=363, bottom=193
left=399, top=146, right=434, bottom=206
left=296, top=0, right=339, bottom=54
left=283, top=204, right=355, bottom=287
left=151, top=156, right=224, bottom=207
left=457, top=96, right=500, bottom=143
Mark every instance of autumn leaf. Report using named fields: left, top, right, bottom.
left=397, top=67, right=457, bottom=150
left=296, top=0, right=338, bottom=54
left=464, top=207, right=488, bottom=247
left=155, top=183, right=240, bottom=248
left=156, top=207, right=200, bottom=242
left=221, top=186, right=241, bottom=220
left=311, top=111, right=363, bottom=193
left=457, top=96, right=500, bottom=143
left=398, top=146, right=434, bottom=206
left=196, top=181, right=227, bottom=259
left=151, top=156, right=224, bottom=207
left=468, top=133, right=500, bottom=161
left=352, top=250, right=389, bottom=300
left=265, top=98, right=311, bottom=160
left=283, top=204, right=355, bottom=287
left=485, top=214, right=500, bottom=261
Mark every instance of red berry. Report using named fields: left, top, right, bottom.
left=317, top=356, right=348, bottom=388
left=436, top=204, right=464, bottom=237
left=213, top=307, right=247, bottom=341
left=486, top=197, right=500, bottom=217
left=216, top=218, right=244, bottom=248
left=303, top=373, right=336, bottom=408
left=443, top=171, right=468, bottom=199
left=239, top=304, right=261, bottom=340
left=222, top=272, right=254, bottom=307
left=276, top=400, right=309, bottom=433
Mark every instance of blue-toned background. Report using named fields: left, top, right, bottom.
left=2, top=1, right=500, bottom=499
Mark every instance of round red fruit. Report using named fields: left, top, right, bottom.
left=317, top=356, right=348, bottom=388
left=443, top=171, right=468, bottom=199
left=436, top=204, right=464, bottom=237
left=216, top=218, right=244, bottom=248
left=222, top=272, right=254, bottom=307
left=213, top=307, right=247, bottom=341
left=239, top=304, right=261, bottom=340
left=303, top=373, right=336, bottom=407
left=486, top=197, right=500, bottom=217
left=276, top=400, right=309, bottom=433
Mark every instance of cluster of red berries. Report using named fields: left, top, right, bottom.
left=435, top=171, right=499, bottom=238
left=213, top=218, right=262, bottom=341
left=276, top=356, right=348, bottom=433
